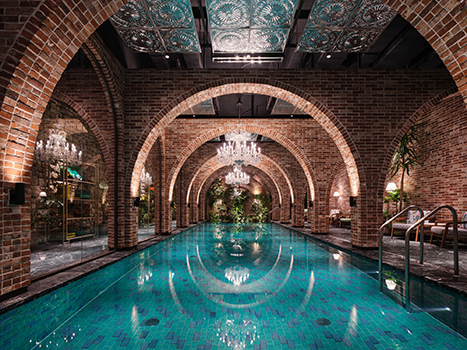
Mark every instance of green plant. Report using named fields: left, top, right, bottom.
left=249, top=194, right=271, bottom=223
left=388, top=122, right=424, bottom=213
left=383, top=189, right=407, bottom=221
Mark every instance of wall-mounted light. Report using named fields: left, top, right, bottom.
left=350, top=196, right=357, bottom=207
left=9, top=183, right=25, bottom=205
left=333, top=191, right=340, bottom=197
left=386, top=182, right=397, bottom=191
left=39, top=191, right=47, bottom=198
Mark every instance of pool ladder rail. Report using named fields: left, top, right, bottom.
left=378, top=204, right=460, bottom=312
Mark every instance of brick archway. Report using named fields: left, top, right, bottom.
left=185, top=158, right=283, bottom=206
left=129, top=82, right=357, bottom=199
left=52, top=91, right=112, bottom=167
left=188, top=155, right=293, bottom=207
left=186, top=161, right=282, bottom=224
left=167, top=127, right=306, bottom=203
left=198, top=166, right=283, bottom=222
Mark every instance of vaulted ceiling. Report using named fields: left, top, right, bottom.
left=74, top=0, right=446, bottom=119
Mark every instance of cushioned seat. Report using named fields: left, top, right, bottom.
left=430, top=226, right=467, bottom=236
left=430, top=211, right=467, bottom=248
left=391, top=210, right=427, bottom=241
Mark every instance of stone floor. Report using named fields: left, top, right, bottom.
left=280, top=222, right=467, bottom=296
left=30, top=226, right=162, bottom=278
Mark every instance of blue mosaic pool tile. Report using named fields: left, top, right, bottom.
left=395, top=333, right=408, bottom=342
left=3, top=223, right=467, bottom=350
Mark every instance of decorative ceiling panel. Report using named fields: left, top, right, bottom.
left=110, top=0, right=201, bottom=53
left=271, top=99, right=306, bottom=115
left=207, top=0, right=300, bottom=53
left=297, top=0, right=396, bottom=53
left=181, top=99, right=216, bottom=115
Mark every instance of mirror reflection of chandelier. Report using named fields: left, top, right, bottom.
left=216, top=98, right=262, bottom=167
left=225, top=165, right=250, bottom=185
left=35, top=127, right=82, bottom=164
left=224, top=266, right=250, bottom=286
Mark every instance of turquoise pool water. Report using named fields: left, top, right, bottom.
left=1, top=223, right=467, bottom=349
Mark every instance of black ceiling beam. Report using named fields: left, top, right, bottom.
left=408, top=46, right=436, bottom=68
left=371, top=23, right=412, bottom=68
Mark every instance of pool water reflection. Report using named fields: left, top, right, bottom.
left=2, top=223, right=467, bottom=349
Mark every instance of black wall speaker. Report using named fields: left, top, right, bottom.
left=350, top=196, right=357, bottom=207
left=133, top=197, right=140, bottom=207
left=9, top=183, right=25, bottom=205
left=309, top=201, right=313, bottom=208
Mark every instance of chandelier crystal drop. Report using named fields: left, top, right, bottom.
left=216, top=98, right=262, bottom=167
left=225, top=165, right=250, bottom=185
left=35, top=128, right=82, bottom=164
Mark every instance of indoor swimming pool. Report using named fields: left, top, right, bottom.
left=1, top=223, right=466, bottom=349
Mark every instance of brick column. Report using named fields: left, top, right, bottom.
left=292, top=193, right=305, bottom=227
left=280, top=194, right=291, bottom=223
left=311, top=185, right=330, bottom=234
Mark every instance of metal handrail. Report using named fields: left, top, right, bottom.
left=378, top=205, right=424, bottom=290
left=378, top=204, right=459, bottom=312
left=401, top=205, right=459, bottom=310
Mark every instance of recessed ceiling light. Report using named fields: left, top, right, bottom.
left=326, top=54, right=331, bottom=59
left=165, top=55, right=170, bottom=59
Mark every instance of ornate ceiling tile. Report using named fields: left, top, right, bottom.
left=145, top=0, right=194, bottom=28
left=110, top=2, right=152, bottom=28
left=250, top=29, right=288, bottom=53
left=208, top=0, right=250, bottom=29
left=335, top=29, right=379, bottom=52
left=162, top=30, right=201, bottom=53
left=252, top=0, right=297, bottom=28
left=349, top=0, right=396, bottom=28
left=306, top=0, right=358, bottom=28
left=110, top=0, right=201, bottom=53
left=298, top=0, right=396, bottom=53
left=298, top=29, right=339, bottom=53
left=119, top=28, right=163, bottom=52
left=212, top=30, right=250, bottom=53
left=207, top=0, right=299, bottom=54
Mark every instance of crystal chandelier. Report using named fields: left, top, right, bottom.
left=216, top=98, right=262, bottom=167
left=225, top=165, right=250, bottom=185
left=35, top=127, right=82, bottom=164
left=140, top=168, right=152, bottom=187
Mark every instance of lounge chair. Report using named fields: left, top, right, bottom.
left=391, top=210, right=429, bottom=241
left=430, top=211, right=467, bottom=248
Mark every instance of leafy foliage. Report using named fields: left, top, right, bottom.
left=388, top=122, right=424, bottom=212
left=206, top=180, right=271, bottom=223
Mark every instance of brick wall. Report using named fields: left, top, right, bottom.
left=385, top=91, right=467, bottom=221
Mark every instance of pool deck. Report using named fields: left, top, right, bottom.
left=2, top=221, right=467, bottom=315
left=276, top=222, right=467, bottom=297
